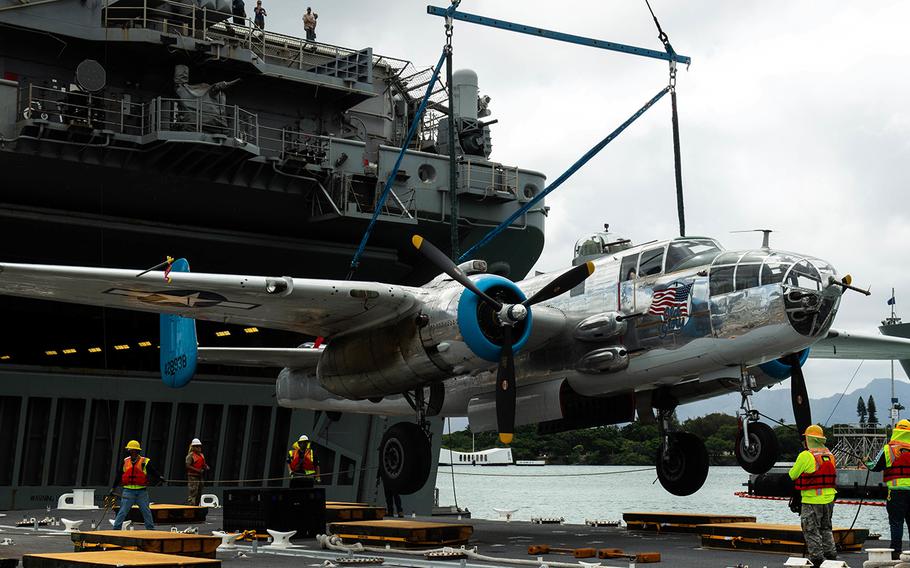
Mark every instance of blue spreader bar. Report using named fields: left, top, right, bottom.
left=426, top=6, right=690, bottom=65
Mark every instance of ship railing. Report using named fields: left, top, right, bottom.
left=461, top=160, right=519, bottom=199
left=20, top=83, right=147, bottom=136
left=102, top=0, right=409, bottom=79
left=148, top=97, right=259, bottom=145
left=257, top=124, right=331, bottom=164
left=325, top=174, right=415, bottom=222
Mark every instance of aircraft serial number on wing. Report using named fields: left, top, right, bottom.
left=163, top=354, right=188, bottom=376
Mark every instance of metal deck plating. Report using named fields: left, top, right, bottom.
left=0, top=508, right=884, bottom=568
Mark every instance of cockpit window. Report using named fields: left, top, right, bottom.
left=666, top=239, right=723, bottom=272
left=620, top=254, right=638, bottom=282
left=709, top=265, right=735, bottom=296
left=639, top=247, right=665, bottom=277
left=735, top=264, right=761, bottom=291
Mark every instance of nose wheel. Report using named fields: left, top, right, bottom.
left=734, top=369, right=779, bottom=474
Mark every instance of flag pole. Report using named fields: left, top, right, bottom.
left=891, top=288, right=897, bottom=430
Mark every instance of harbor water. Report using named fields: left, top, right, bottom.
left=435, top=465, right=891, bottom=536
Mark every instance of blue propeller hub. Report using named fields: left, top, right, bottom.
left=457, top=274, right=532, bottom=362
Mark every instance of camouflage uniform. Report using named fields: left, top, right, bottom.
left=800, top=502, right=836, bottom=564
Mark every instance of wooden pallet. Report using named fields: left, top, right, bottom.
left=23, top=551, right=219, bottom=568
left=72, top=531, right=220, bottom=558
left=326, top=504, right=386, bottom=523
left=623, top=512, right=757, bottom=533
left=329, top=520, right=472, bottom=548
left=698, top=522, right=870, bottom=554
left=114, top=504, right=208, bottom=524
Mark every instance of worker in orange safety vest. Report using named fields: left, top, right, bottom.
left=789, top=424, right=837, bottom=567
left=111, top=440, right=161, bottom=530
left=866, top=419, right=910, bottom=559
left=287, top=434, right=320, bottom=488
left=185, top=438, right=209, bottom=506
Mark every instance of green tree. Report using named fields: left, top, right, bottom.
left=868, top=395, right=878, bottom=426
left=857, top=397, right=867, bottom=424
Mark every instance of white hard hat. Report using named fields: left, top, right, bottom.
left=298, top=435, right=309, bottom=442
left=191, top=438, right=202, bottom=446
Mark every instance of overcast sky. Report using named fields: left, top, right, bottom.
left=264, top=1, right=909, bottom=400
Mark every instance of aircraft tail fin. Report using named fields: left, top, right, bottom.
left=159, top=258, right=198, bottom=387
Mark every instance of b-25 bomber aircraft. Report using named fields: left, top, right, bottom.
left=2, top=227, right=910, bottom=496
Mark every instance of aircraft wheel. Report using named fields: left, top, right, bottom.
left=379, top=422, right=431, bottom=495
left=656, top=432, right=709, bottom=496
left=735, top=421, right=779, bottom=474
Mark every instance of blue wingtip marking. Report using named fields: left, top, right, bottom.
left=159, top=258, right=197, bottom=388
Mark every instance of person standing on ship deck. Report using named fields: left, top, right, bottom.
left=789, top=424, right=838, bottom=567
left=867, top=419, right=910, bottom=559
left=111, top=440, right=161, bottom=530
left=185, top=438, right=209, bottom=506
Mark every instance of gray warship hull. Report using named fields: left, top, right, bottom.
left=0, top=0, right=548, bottom=509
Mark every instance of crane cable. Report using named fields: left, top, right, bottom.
left=645, top=0, right=686, bottom=237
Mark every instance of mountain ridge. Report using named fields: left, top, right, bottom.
left=677, top=377, right=910, bottom=425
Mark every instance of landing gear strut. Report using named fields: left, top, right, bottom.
left=378, top=387, right=433, bottom=495
left=655, top=407, right=709, bottom=496
left=734, top=369, right=779, bottom=474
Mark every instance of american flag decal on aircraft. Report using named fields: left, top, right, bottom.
left=649, top=282, right=692, bottom=317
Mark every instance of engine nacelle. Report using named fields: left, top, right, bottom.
left=317, top=274, right=532, bottom=399
left=749, top=348, right=810, bottom=386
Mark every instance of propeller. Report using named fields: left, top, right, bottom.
left=412, top=235, right=595, bottom=444
left=783, top=352, right=812, bottom=436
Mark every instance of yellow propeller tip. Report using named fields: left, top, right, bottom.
left=411, top=235, right=424, bottom=249
left=585, top=261, right=595, bottom=275
left=499, top=433, right=514, bottom=444
left=842, top=274, right=853, bottom=286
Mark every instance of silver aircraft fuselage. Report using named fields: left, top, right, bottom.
left=278, top=237, right=843, bottom=430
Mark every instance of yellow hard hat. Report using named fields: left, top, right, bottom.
left=897, top=420, right=910, bottom=431
left=125, top=440, right=142, bottom=451
left=804, top=424, right=825, bottom=440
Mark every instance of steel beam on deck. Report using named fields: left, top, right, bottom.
left=426, top=5, right=690, bottom=65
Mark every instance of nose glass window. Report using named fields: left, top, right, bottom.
left=785, top=260, right=822, bottom=291
left=735, top=264, right=761, bottom=291
left=760, top=261, right=790, bottom=285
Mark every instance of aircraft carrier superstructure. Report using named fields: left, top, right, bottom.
left=0, top=0, right=547, bottom=509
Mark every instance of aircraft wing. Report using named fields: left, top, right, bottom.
left=0, top=262, right=424, bottom=337
left=198, top=347, right=323, bottom=368
left=810, top=328, right=910, bottom=360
